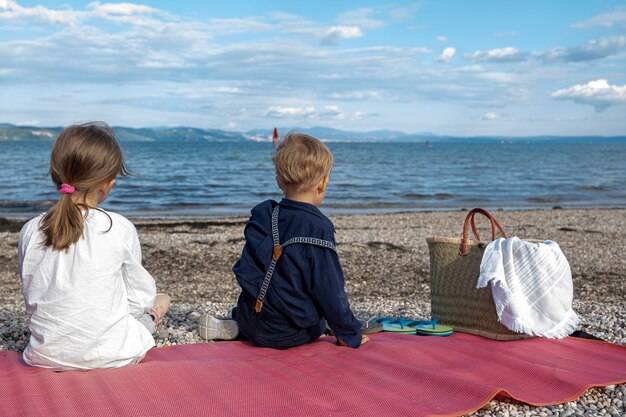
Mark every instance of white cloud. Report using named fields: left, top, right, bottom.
left=15, top=119, right=40, bottom=125
left=573, top=6, right=626, bottom=29
left=482, top=112, right=500, bottom=120
left=464, top=37, right=626, bottom=64
left=0, top=0, right=83, bottom=24
left=87, top=2, right=157, bottom=16
left=337, top=8, right=384, bottom=29
left=346, top=45, right=429, bottom=54
left=437, top=47, right=455, bottom=63
left=509, top=87, right=530, bottom=101
left=436, top=35, right=447, bottom=42
left=539, top=36, right=626, bottom=63
left=476, top=71, right=519, bottom=84
left=206, top=18, right=273, bottom=34
left=320, top=26, right=363, bottom=46
left=264, top=106, right=317, bottom=118
left=337, top=4, right=421, bottom=29
left=204, top=87, right=241, bottom=94
left=387, top=2, right=422, bottom=22
left=329, top=90, right=382, bottom=100
left=464, top=47, right=527, bottom=63
left=319, top=105, right=344, bottom=119
left=270, top=11, right=365, bottom=46
left=263, top=104, right=349, bottom=120
left=316, top=73, right=342, bottom=79
left=137, top=51, right=190, bottom=69
left=551, top=79, right=626, bottom=111
left=0, top=0, right=162, bottom=25
left=460, top=65, right=483, bottom=72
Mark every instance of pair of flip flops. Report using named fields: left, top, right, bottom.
left=372, top=317, right=453, bottom=336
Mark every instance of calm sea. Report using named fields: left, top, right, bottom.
left=1, top=140, right=625, bottom=218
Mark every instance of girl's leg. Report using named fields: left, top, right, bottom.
left=137, top=313, right=156, bottom=334
left=149, top=293, right=171, bottom=326
left=137, top=293, right=171, bottom=334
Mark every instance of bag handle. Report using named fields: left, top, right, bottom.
left=469, top=209, right=497, bottom=241
left=459, top=208, right=506, bottom=256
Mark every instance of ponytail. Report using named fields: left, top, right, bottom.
left=41, top=193, right=86, bottom=251
left=40, top=123, right=128, bottom=251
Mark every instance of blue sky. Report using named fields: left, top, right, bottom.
left=1, top=1, right=625, bottom=135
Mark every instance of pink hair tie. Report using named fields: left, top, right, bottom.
left=59, top=183, right=76, bottom=194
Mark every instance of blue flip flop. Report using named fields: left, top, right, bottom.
left=372, top=317, right=419, bottom=334
left=414, top=318, right=453, bottom=337
left=372, top=317, right=453, bottom=336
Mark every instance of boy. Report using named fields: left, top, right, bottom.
left=199, top=132, right=367, bottom=348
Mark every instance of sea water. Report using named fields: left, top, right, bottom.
left=1, top=140, right=625, bottom=218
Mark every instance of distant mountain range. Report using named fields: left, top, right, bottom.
left=0, top=124, right=249, bottom=142
left=0, top=123, right=624, bottom=143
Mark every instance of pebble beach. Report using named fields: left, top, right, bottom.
left=1, top=208, right=625, bottom=417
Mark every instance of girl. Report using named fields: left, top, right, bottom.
left=17, top=122, right=170, bottom=371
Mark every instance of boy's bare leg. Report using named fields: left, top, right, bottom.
left=337, top=334, right=369, bottom=347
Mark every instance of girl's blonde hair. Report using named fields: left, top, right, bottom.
left=272, top=132, right=333, bottom=192
left=41, top=123, right=128, bottom=250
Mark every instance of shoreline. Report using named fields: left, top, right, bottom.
left=1, top=208, right=624, bottom=416
left=2, top=204, right=626, bottom=223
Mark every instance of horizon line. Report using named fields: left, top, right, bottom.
left=2, top=123, right=625, bottom=139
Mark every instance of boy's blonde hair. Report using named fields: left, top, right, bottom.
left=272, top=132, right=333, bottom=192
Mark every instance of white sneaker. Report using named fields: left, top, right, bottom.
left=198, top=314, right=239, bottom=341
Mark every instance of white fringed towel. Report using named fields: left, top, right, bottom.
left=477, top=237, right=579, bottom=338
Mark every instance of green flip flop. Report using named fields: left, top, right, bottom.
left=360, top=319, right=384, bottom=334
left=414, top=319, right=453, bottom=337
left=324, top=318, right=384, bottom=336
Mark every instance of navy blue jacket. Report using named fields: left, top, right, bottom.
left=232, top=199, right=362, bottom=348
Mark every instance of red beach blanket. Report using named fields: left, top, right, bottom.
left=1, top=332, right=625, bottom=417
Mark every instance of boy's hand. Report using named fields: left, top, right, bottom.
left=337, top=334, right=369, bottom=347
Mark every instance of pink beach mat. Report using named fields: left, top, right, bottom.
left=1, top=332, right=626, bottom=417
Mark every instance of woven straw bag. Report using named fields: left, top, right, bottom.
left=426, top=208, right=532, bottom=341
